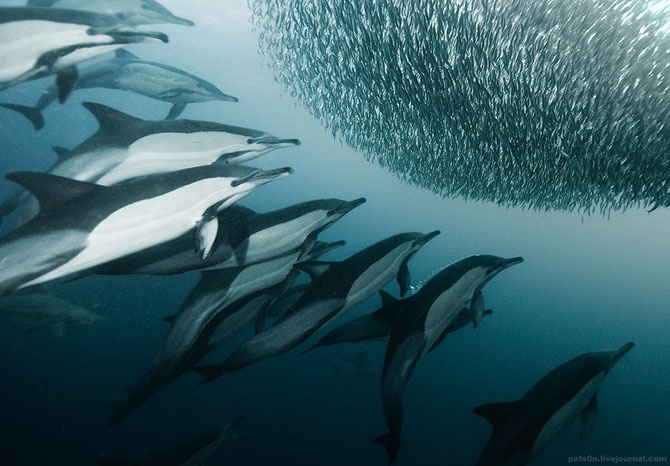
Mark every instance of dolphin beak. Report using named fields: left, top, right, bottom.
left=414, top=230, right=441, bottom=247
left=329, top=197, right=366, bottom=216
left=216, top=91, right=239, bottom=103
left=231, top=167, right=293, bottom=187
left=490, top=256, right=524, bottom=275
left=167, top=15, right=195, bottom=27
left=610, top=341, right=635, bottom=368
left=273, top=138, right=301, bottom=147
left=502, top=256, right=524, bottom=268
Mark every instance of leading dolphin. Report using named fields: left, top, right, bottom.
left=98, top=197, right=365, bottom=275
left=0, top=164, right=292, bottom=295
left=474, top=342, right=635, bottom=466
left=194, top=230, right=441, bottom=383
left=375, top=255, right=524, bottom=464
left=1, top=102, right=300, bottom=225
left=0, top=8, right=168, bottom=97
left=27, top=0, right=194, bottom=27
left=2, top=49, right=235, bottom=130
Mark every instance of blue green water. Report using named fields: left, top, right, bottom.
left=0, top=1, right=669, bottom=465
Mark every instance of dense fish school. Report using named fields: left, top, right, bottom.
left=250, top=0, right=670, bottom=212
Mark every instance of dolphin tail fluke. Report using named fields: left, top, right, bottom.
left=192, top=364, right=224, bottom=384
left=108, top=401, right=130, bottom=428
left=297, top=344, right=318, bottom=356
left=373, top=432, right=400, bottom=465
left=0, top=103, right=44, bottom=130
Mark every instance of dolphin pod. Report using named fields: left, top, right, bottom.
left=0, top=165, right=292, bottom=296
left=0, top=102, right=301, bottom=226
left=0, top=3, right=640, bottom=465
left=193, top=230, right=441, bottom=383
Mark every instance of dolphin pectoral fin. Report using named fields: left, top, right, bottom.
left=293, top=261, right=333, bottom=280
left=297, top=232, right=319, bottom=260
left=163, top=314, right=177, bottom=324
left=166, top=103, right=186, bottom=120
left=471, top=289, right=485, bottom=328
left=473, top=400, right=522, bottom=432
left=56, top=66, right=78, bottom=103
left=49, top=323, right=66, bottom=338
left=51, top=146, right=71, bottom=159
left=397, top=261, right=410, bottom=297
left=579, top=395, right=598, bottom=442
left=0, top=103, right=44, bottom=130
left=195, top=213, right=219, bottom=259
left=6, top=171, right=103, bottom=213
left=114, top=49, right=140, bottom=60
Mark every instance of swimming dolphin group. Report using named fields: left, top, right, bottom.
left=0, top=2, right=639, bottom=466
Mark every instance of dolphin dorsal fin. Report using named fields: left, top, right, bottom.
left=293, top=261, right=333, bottom=280
left=82, top=102, right=143, bottom=134
left=115, top=49, right=140, bottom=60
left=6, top=172, right=103, bottom=213
left=473, top=401, right=522, bottom=430
left=379, top=290, right=398, bottom=307
left=51, top=146, right=71, bottom=159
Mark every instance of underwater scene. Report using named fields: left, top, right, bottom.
left=0, top=0, right=669, bottom=465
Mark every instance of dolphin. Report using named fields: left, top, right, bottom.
left=27, top=0, right=194, bottom=27
left=0, top=291, right=105, bottom=337
left=1, top=102, right=300, bottom=225
left=1, top=49, right=236, bottom=130
left=109, top=240, right=343, bottom=426
left=99, top=415, right=246, bottom=466
left=194, top=230, right=441, bottom=383
left=374, top=255, right=524, bottom=464
left=302, top=289, right=494, bottom=353
left=474, top=342, right=635, bottom=466
left=98, top=197, right=364, bottom=275
left=0, top=8, right=167, bottom=98
left=0, top=164, right=292, bottom=296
